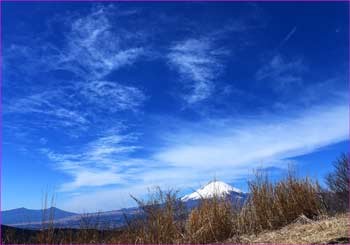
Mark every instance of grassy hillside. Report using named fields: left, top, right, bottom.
left=226, top=213, right=350, bottom=244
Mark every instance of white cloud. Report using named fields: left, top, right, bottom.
left=61, top=185, right=145, bottom=212
left=57, top=101, right=348, bottom=211
left=44, top=131, right=141, bottom=191
left=4, top=79, right=146, bottom=132
left=4, top=90, right=89, bottom=128
left=168, top=38, right=229, bottom=104
left=256, top=54, right=305, bottom=88
left=79, top=81, right=146, bottom=112
left=155, top=103, right=347, bottom=169
left=4, top=6, right=146, bottom=83
left=57, top=6, right=145, bottom=80
left=3, top=6, right=148, bottom=134
left=60, top=169, right=123, bottom=192
left=145, top=104, right=347, bottom=194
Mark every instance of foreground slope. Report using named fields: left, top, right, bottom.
left=226, top=213, right=350, bottom=244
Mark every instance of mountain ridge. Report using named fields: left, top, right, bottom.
left=2, top=207, right=77, bottom=226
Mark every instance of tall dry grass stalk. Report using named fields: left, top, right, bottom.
left=242, top=168, right=325, bottom=233
left=120, top=187, right=186, bottom=244
left=186, top=196, right=239, bottom=243
left=36, top=192, right=56, bottom=243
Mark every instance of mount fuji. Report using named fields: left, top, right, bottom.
left=181, top=180, right=244, bottom=201
left=181, top=180, right=248, bottom=210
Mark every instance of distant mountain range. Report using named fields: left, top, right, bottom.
left=1, top=207, right=140, bottom=230
left=2, top=207, right=77, bottom=225
left=2, top=181, right=247, bottom=230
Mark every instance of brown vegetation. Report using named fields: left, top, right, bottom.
left=326, top=153, right=350, bottom=212
left=241, top=169, right=325, bottom=233
left=226, top=213, right=350, bottom=244
left=186, top=197, right=239, bottom=243
left=116, top=187, right=186, bottom=244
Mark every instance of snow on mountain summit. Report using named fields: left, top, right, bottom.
left=181, top=180, right=242, bottom=201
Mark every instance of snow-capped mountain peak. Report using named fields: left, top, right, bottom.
left=181, top=180, right=242, bottom=201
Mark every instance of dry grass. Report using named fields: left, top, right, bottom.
left=227, top=213, right=350, bottom=244
left=240, top=169, right=325, bottom=233
left=36, top=193, right=57, bottom=244
left=186, top=197, right=239, bottom=243
left=117, top=187, right=187, bottom=244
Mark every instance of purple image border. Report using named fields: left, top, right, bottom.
left=0, top=0, right=349, bottom=244
left=0, top=0, right=350, bottom=2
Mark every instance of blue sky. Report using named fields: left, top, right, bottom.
left=2, top=2, right=349, bottom=212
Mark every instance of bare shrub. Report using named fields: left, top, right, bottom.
left=326, top=153, right=350, bottom=212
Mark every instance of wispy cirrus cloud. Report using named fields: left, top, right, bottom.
left=58, top=6, right=145, bottom=80
left=4, top=80, right=145, bottom=131
left=256, top=54, right=305, bottom=88
left=3, top=5, right=148, bottom=134
left=168, top=38, right=230, bottom=104
left=4, top=90, right=89, bottom=129
left=44, top=131, right=141, bottom=191
left=166, top=15, right=258, bottom=105
left=80, top=81, right=146, bottom=113
left=4, top=6, right=147, bottom=83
